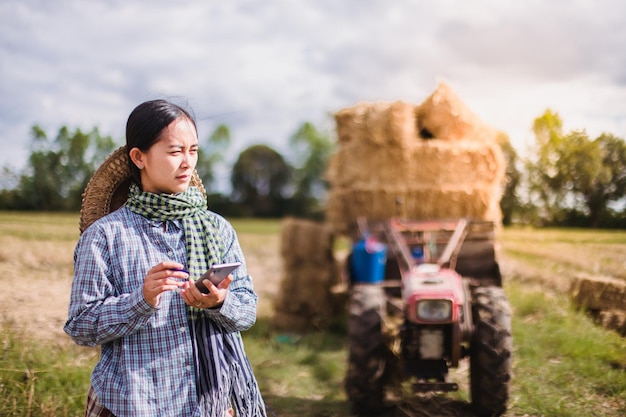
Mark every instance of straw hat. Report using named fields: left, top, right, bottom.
left=79, top=146, right=206, bottom=234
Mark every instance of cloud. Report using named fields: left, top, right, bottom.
left=1, top=0, right=625, bottom=182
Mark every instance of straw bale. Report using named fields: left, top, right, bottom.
left=570, top=274, right=626, bottom=311
left=406, top=141, right=505, bottom=187
left=325, top=145, right=410, bottom=189
left=596, top=309, right=626, bottom=336
left=334, top=100, right=417, bottom=147
left=272, top=261, right=345, bottom=332
left=326, top=185, right=503, bottom=235
left=416, top=81, right=498, bottom=142
left=326, top=88, right=506, bottom=236
left=274, top=265, right=339, bottom=314
left=325, top=139, right=505, bottom=190
left=272, top=311, right=319, bottom=333
left=280, top=217, right=334, bottom=266
left=274, top=219, right=345, bottom=332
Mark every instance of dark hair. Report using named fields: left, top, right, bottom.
left=125, top=99, right=197, bottom=185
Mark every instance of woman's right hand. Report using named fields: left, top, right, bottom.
left=143, top=261, right=189, bottom=307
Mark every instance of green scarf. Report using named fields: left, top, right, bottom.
left=126, top=183, right=266, bottom=417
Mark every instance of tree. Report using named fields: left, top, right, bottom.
left=288, top=121, right=335, bottom=217
left=13, top=125, right=115, bottom=210
left=527, top=109, right=626, bottom=227
left=497, top=132, right=521, bottom=225
left=196, top=123, right=231, bottom=192
left=230, top=144, right=293, bottom=217
left=585, top=133, right=626, bottom=227
left=526, top=109, right=566, bottom=224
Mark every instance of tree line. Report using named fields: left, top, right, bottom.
left=0, top=109, right=624, bottom=228
left=0, top=120, right=333, bottom=220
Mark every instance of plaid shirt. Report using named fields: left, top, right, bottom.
left=64, top=207, right=258, bottom=417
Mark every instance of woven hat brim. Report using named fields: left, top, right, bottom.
left=79, top=145, right=207, bottom=234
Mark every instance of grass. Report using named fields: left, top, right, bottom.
left=0, top=329, right=97, bottom=417
left=507, top=281, right=626, bottom=416
left=0, top=212, right=625, bottom=416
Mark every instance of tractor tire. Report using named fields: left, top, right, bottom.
left=345, top=284, right=387, bottom=416
left=470, top=286, right=513, bottom=417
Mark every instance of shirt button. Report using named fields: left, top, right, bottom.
left=186, top=365, right=191, bottom=372
left=180, top=327, right=186, bottom=333
left=167, top=251, right=174, bottom=257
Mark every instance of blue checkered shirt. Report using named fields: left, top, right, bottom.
left=64, top=207, right=258, bottom=417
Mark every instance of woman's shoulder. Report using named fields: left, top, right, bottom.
left=80, top=206, right=140, bottom=239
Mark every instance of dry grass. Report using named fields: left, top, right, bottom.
left=498, top=227, right=626, bottom=294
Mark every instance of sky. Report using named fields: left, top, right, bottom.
left=1, top=0, right=626, bottom=190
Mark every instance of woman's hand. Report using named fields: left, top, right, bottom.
left=143, top=261, right=189, bottom=307
left=181, top=274, right=233, bottom=309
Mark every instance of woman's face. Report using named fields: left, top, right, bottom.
left=131, top=117, right=199, bottom=194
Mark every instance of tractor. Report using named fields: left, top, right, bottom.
left=345, top=218, right=512, bottom=417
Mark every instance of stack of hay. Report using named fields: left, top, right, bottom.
left=325, top=82, right=506, bottom=236
left=272, top=217, right=344, bottom=332
left=570, top=273, right=626, bottom=336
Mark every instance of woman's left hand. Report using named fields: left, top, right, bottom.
left=181, top=275, right=233, bottom=309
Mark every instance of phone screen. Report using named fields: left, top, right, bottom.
left=194, top=262, right=242, bottom=293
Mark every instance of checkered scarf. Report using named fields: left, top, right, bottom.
left=126, top=183, right=266, bottom=417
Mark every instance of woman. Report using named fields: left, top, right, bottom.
left=64, top=99, right=266, bottom=417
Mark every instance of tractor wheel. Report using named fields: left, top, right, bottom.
left=470, top=286, right=513, bottom=417
left=345, top=284, right=387, bottom=416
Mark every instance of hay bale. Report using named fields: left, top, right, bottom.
left=272, top=311, right=320, bottom=333
left=327, top=85, right=506, bottom=236
left=406, top=141, right=505, bottom=187
left=274, top=266, right=339, bottom=314
left=280, top=217, right=335, bottom=266
left=274, top=219, right=344, bottom=333
left=325, top=145, right=411, bottom=189
left=326, top=185, right=503, bottom=236
left=272, top=264, right=344, bottom=333
left=596, top=309, right=626, bottom=336
left=416, top=81, right=498, bottom=142
left=570, top=274, right=626, bottom=311
left=334, top=100, right=416, bottom=147
left=326, top=139, right=505, bottom=190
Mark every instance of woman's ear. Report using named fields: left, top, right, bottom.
left=128, top=147, right=145, bottom=170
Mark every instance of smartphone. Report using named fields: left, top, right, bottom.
left=194, top=261, right=242, bottom=293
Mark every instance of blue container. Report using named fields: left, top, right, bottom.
left=350, top=237, right=387, bottom=284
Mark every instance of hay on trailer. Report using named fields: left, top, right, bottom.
left=326, top=84, right=506, bottom=236
left=570, top=274, right=626, bottom=311
left=416, top=81, right=498, bottom=142
left=325, top=146, right=411, bottom=189
left=334, top=100, right=416, bottom=147
left=326, top=185, right=503, bottom=235
left=326, top=139, right=505, bottom=189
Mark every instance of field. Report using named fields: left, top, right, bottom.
left=0, top=212, right=625, bottom=417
